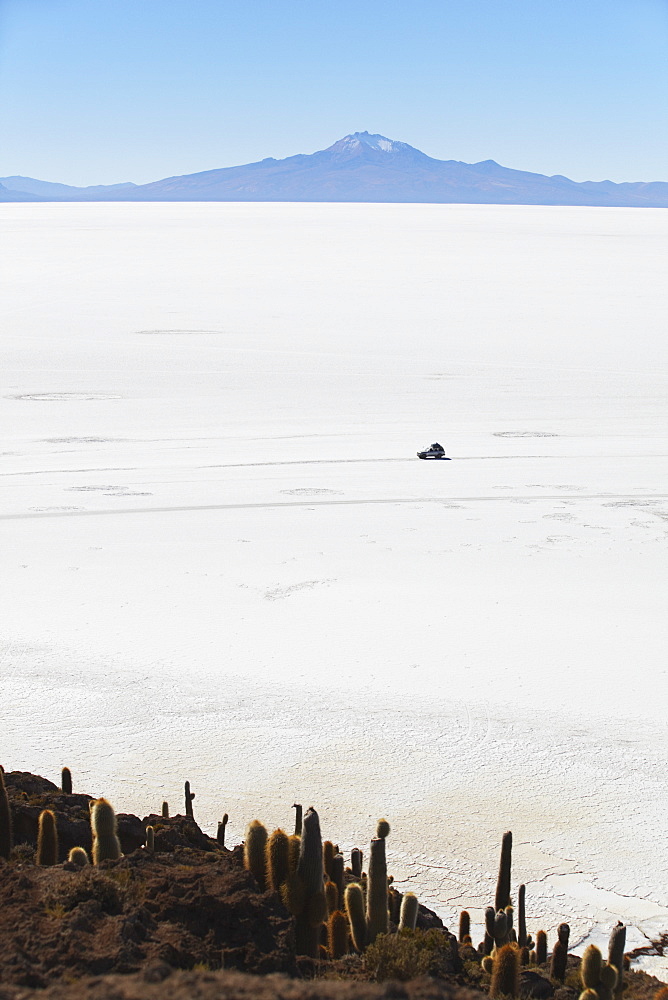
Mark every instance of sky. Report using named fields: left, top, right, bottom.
left=0, top=0, right=667, bottom=187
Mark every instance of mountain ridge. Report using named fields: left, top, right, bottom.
left=2, top=131, right=667, bottom=206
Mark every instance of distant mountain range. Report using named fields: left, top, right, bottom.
left=2, top=132, right=667, bottom=207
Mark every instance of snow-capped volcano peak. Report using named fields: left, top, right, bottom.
left=343, top=132, right=395, bottom=152
left=329, top=131, right=418, bottom=155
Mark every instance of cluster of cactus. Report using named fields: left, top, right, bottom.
left=241, top=806, right=329, bottom=958
left=476, top=833, right=545, bottom=999
left=241, top=810, right=408, bottom=962
left=480, top=834, right=531, bottom=957
left=0, top=762, right=638, bottom=998
left=2, top=763, right=133, bottom=867
left=483, top=943, right=521, bottom=998
left=343, top=818, right=395, bottom=953
left=579, top=944, right=619, bottom=1000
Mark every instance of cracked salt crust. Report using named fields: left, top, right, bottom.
left=0, top=202, right=666, bottom=976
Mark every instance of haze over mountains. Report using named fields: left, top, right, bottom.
left=2, top=131, right=667, bottom=206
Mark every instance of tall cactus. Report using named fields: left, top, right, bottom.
left=581, top=943, right=618, bottom=1000
left=323, top=840, right=335, bottom=878
left=608, top=923, right=626, bottom=997
left=61, top=767, right=72, bottom=795
left=244, top=820, right=268, bottom=890
left=351, top=847, right=363, bottom=878
left=535, top=930, right=548, bottom=965
left=184, top=781, right=195, bottom=818
left=518, top=884, right=527, bottom=947
left=389, top=887, right=402, bottom=925
left=484, top=906, right=496, bottom=954
left=494, top=909, right=510, bottom=949
left=90, top=798, right=121, bottom=863
left=325, top=880, right=339, bottom=915
left=266, top=828, right=290, bottom=892
left=288, top=833, right=301, bottom=873
left=217, top=813, right=228, bottom=847
left=366, top=819, right=390, bottom=944
left=292, top=803, right=302, bottom=836
left=550, top=923, right=570, bottom=982
left=295, top=806, right=326, bottom=957
left=581, top=944, right=603, bottom=989
left=0, top=766, right=12, bottom=861
left=495, top=831, right=513, bottom=912
left=490, top=943, right=520, bottom=998
left=331, top=853, right=344, bottom=910
left=328, top=910, right=350, bottom=958
left=345, top=882, right=367, bottom=952
left=37, top=809, right=58, bottom=865
left=399, top=892, right=419, bottom=931
left=459, top=910, right=471, bottom=943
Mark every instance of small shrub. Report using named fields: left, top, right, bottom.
left=11, top=843, right=35, bottom=863
left=46, top=871, right=123, bottom=914
left=364, top=929, right=452, bottom=982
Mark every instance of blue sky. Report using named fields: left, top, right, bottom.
left=1, top=0, right=666, bottom=186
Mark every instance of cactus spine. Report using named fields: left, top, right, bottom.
left=90, top=798, right=122, bottom=863
left=244, top=820, right=268, bottom=889
left=366, top=819, right=390, bottom=944
left=345, top=882, right=367, bottom=952
left=37, top=809, right=58, bottom=865
left=399, top=892, right=419, bottom=931
left=61, top=767, right=72, bottom=795
left=184, top=781, right=195, bottom=818
left=495, top=830, right=512, bottom=912
left=608, top=923, right=626, bottom=996
left=68, top=846, right=89, bottom=866
left=0, top=766, right=12, bottom=861
left=459, top=909, right=471, bottom=943
left=490, top=943, right=520, bottom=998
left=327, top=910, right=350, bottom=958
left=217, top=812, right=228, bottom=847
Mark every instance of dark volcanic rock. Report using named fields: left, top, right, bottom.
left=4, top=771, right=219, bottom=860
left=0, top=843, right=295, bottom=985
left=520, top=971, right=556, bottom=998
left=142, top=813, right=220, bottom=853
